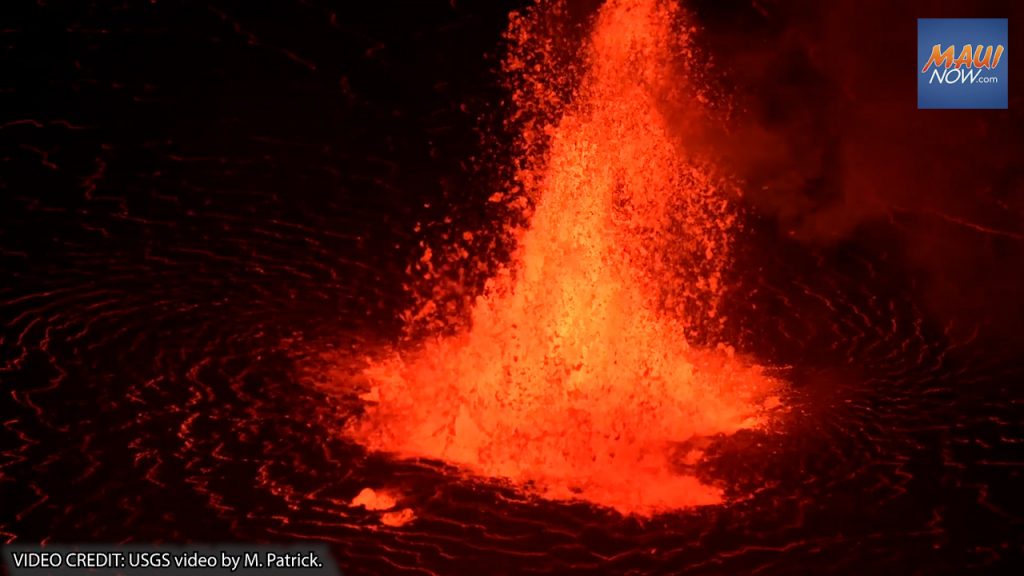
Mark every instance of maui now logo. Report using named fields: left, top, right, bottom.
left=918, top=19, right=1008, bottom=109
left=922, top=44, right=1004, bottom=84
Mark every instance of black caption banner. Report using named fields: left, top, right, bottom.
left=1, top=544, right=341, bottom=576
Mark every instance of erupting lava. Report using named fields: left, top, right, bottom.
left=345, top=0, right=780, bottom=515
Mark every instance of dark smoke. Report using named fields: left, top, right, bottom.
left=690, top=0, right=1024, bottom=350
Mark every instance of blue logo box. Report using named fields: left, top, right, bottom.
left=918, top=18, right=1008, bottom=109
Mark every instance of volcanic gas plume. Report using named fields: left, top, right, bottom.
left=345, top=0, right=781, bottom=515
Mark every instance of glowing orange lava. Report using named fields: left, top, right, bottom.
left=345, top=0, right=780, bottom=516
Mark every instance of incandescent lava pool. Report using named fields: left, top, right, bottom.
left=2, top=0, right=1023, bottom=574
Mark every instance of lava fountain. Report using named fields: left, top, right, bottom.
left=345, top=0, right=781, bottom=515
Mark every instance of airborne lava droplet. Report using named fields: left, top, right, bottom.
left=344, top=0, right=782, bottom=516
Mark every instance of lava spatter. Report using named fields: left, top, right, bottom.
left=344, top=0, right=781, bottom=516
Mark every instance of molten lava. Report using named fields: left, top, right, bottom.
left=345, top=0, right=780, bottom=515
